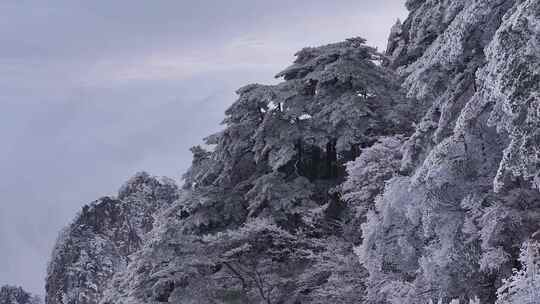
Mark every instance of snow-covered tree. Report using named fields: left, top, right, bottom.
left=98, top=37, right=414, bottom=304
left=0, top=286, right=41, bottom=304
left=45, top=1, right=540, bottom=303
left=201, top=218, right=314, bottom=304
left=496, top=241, right=540, bottom=304
left=355, top=1, right=540, bottom=303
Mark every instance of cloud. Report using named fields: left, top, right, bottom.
left=0, top=0, right=408, bottom=295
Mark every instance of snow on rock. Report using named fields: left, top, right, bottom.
left=43, top=1, right=540, bottom=303
left=45, top=172, right=178, bottom=304
left=0, top=286, right=41, bottom=304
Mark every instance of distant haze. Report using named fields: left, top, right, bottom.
left=0, top=0, right=408, bottom=295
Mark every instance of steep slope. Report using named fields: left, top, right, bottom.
left=45, top=173, right=178, bottom=304
left=44, top=1, right=539, bottom=303
left=357, top=0, right=540, bottom=303
left=0, top=286, right=41, bottom=304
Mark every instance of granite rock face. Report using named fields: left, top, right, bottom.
left=45, top=173, right=178, bottom=304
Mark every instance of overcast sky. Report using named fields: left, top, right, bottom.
left=0, top=0, right=408, bottom=295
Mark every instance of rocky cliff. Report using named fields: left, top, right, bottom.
left=0, top=286, right=41, bottom=304
left=45, top=173, right=178, bottom=304
left=45, top=0, right=540, bottom=303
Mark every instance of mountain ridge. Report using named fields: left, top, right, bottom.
left=42, top=1, right=540, bottom=303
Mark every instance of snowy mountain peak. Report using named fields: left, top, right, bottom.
left=45, top=173, right=179, bottom=304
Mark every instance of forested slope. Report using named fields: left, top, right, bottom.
left=45, top=1, right=540, bottom=303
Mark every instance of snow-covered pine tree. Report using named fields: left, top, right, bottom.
left=45, top=1, right=540, bottom=303
left=496, top=240, right=540, bottom=304
left=356, top=1, right=540, bottom=303
left=100, top=37, right=414, bottom=304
